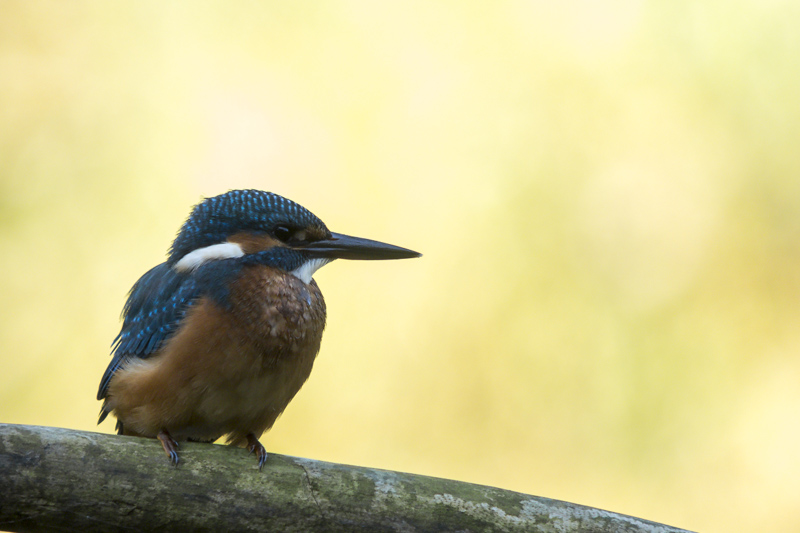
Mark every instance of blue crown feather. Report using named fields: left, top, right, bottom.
left=168, top=190, right=327, bottom=266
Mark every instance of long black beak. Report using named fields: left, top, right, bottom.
left=302, top=232, right=421, bottom=260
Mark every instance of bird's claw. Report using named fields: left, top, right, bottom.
left=157, top=430, right=180, bottom=466
left=246, top=433, right=268, bottom=470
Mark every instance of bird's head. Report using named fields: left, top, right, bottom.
left=167, top=190, right=420, bottom=283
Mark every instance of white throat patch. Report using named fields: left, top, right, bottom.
left=291, top=258, right=332, bottom=284
left=173, top=242, right=245, bottom=272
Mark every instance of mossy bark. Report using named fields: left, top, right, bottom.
left=0, top=424, right=692, bottom=533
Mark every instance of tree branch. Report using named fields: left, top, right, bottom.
left=0, top=424, right=691, bottom=532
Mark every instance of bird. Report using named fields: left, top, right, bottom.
left=97, top=189, right=420, bottom=468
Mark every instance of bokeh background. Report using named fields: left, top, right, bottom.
left=2, top=2, right=799, bottom=531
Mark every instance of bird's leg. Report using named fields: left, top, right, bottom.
left=157, top=429, right=180, bottom=466
left=246, top=433, right=268, bottom=470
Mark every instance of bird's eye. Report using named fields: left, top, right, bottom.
left=273, top=225, right=292, bottom=242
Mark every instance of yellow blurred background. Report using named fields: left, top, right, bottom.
left=2, top=2, right=799, bottom=531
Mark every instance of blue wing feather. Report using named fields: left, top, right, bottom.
left=97, top=263, right=199, bottom=403
left=112, top=264, right=199, bottom=357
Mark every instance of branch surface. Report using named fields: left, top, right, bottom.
left=0, top=424, right=692, bottom=533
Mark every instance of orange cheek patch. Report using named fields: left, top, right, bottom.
left=227, top=232, right=284, bottom=254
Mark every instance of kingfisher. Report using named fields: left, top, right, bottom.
left=97, top=189, right=420, bottom=468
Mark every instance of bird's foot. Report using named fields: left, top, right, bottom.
left=157, top=429, right=180, bottom=466
left=246, top=433, right=268, bottom=470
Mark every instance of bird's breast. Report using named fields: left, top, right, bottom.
left=227, top=265, right=327, bottom=364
